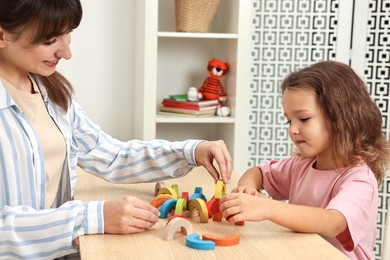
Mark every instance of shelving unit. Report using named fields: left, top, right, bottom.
left=134, top=0, right=251, bottom=173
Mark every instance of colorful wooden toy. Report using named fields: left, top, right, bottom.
left=159, top=199, right=178, bottom=219
left=186, top=233, right=215, bottom=250
left=194, top=187, right=202, bottom=194
left=226, top=215, right=245, bottom=226
left=174, top=198, right=187, bottom=215
left=171, top=184, right=179, bottom=197
left=154, top=181, right=166, bottom=196
left=151, top=181, right=241, bottom=225
left=214, top=179, right=226, bottom=199
left=202, top=234, right=240, bottom=246
left=163, top=216, right=193, bottom=240
left=188, top=192, right=207, bottom=202
left=150, top=195, right=173, bottom=208
left=188, top=198, right=209, bottom=223
left=166, top=214, right=188, bottom=224
left=157, top=187, right=178, bottom=199
left=181, top=192, right=189, bottom=204
left=207, top=197, right=220, bottom=214
left=212, top=211, right=223, bottom=222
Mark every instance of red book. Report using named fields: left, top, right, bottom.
left=162, top=98, right=219, bottom=110
left=159, top=106, right=216, bottom=116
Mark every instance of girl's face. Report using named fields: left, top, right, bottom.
left=0, top=28, right=72, bottom=79
left=282, top=87, right=333, bottom=170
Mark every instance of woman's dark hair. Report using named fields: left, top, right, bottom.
left=0, top=0, right=83, bottom=111
left=281, top=61, right=390, bottom=185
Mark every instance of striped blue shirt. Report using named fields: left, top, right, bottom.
left=0, top=79, right=199, bottom=259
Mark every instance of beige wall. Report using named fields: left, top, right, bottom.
left=58, top=0, right=135, bottom=141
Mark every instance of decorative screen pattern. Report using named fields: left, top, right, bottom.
left=363, top=0, right=390, bottom=258
left=248, top=0, right=339, bottom=164
left=249, top=0, right=389, bottom=259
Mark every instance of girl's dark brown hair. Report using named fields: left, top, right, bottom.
left=281, top=60, right=390, bottom=185
left=0, top=0, right=83, bottom=111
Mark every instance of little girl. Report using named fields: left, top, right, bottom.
left=220, top=61, right=390, bottom=260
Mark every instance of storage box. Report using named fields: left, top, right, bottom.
left=175, top=0, right=220, bottom=32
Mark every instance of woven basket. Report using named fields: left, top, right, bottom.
left=175, top=0, right=220, bottom=33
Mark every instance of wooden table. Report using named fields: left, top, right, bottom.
left=75, top=167, right=348, bottom=260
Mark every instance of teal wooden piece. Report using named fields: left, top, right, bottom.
left=186, top=233, right=215, bottom=250
left=159, top=199, right=178, bottom=218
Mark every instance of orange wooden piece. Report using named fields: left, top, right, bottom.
left=202, top=234, right=240, bottom=246
left=150, top=195, right=172, bottom=208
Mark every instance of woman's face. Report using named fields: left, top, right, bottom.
left=282, top=87, right=333, bottom=170
left=0, top=28, right=72, bottom=78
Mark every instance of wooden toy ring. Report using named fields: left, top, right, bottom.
left=207, top=197, right=220, bottom=214
left=174, top=198, right=187, bottom=215
left=171, top=184, right=179, bottom=197
left=166, top=214, right=188, bottom=225
left=159, top=199, right=178, bottom=218
left=194, top=187, right=203, bottom=194
left=189, top=192, right=207, bottom=202
left=154, top=181, right=166, bottom=196
left=212, top=211, right=223, bottom=222
left=163, top=217, right=193, bottom=240
left=186, top=233, right=215, bottom=250
left=150, top=195, right=173, bottom=208
left=214, top=180, right=226, bottom=199
left=188, top=198, right=209, bottom=223
left=157, top=187, right=178, bottom=199
left=226, top=215, right=245, bottom=226
left=202, top=234, right=240, bottom=246
left=181, top=192, right=189, bottom=204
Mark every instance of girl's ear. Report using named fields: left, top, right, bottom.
left=0, top=26, right=7, bottom=48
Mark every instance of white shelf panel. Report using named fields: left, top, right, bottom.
left=158, top=32, right=238, bottom=39
left=156, top=113, right=235, bottom=123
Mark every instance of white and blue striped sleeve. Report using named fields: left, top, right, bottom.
left=70, top=99, right=202, bottom=183
left=0, top=200, right=103, bottom=259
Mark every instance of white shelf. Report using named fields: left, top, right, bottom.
left=156, top=113, right=235, bottom=123
left=158, top=32, right=238, bottom=39
left=134, top=0, right=251, bottom=173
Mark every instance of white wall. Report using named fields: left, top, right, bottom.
left=58, top=0, right=135, bottom=141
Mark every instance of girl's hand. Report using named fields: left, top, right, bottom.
left=103, top=196, right=160, bottom=234
left=195, top=140, right=232, bottom=184
left=219, top=193, right=270, bottom=223
left=231, top=186, right=259, bottom=196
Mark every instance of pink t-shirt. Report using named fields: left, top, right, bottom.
left=259, top=156, right=377, bottom=260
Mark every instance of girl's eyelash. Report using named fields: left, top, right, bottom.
left=285, top=118, right=309, bottom=125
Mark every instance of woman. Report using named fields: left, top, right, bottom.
left=0, top=0, right=232, bottom=258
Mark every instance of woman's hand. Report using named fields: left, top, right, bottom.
left=194, top=140, right=232, bottom=183
left=103, top=196, right=160, bottom=234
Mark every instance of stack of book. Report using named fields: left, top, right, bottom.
left=159, top=94, right=219, bottom=116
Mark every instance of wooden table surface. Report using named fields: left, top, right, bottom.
left=74, top=167, right=348, bottom=260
